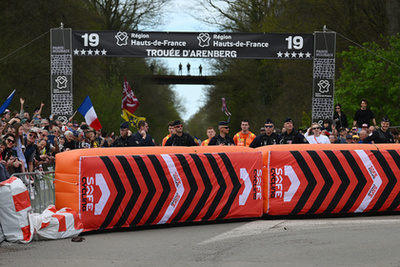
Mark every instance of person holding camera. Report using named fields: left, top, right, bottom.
left=1, top=133, right=26, bottom=174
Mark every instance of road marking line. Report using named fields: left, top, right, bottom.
left=199, top=218, right=400, bottom=244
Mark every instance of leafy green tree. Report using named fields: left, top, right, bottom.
left=0, top=0, right=182, bottom=143
left=0, top=0, right=98, bottom=115
left=336, top=35, right=400, bottom=126
left=188, top=0, right=399, bottom=137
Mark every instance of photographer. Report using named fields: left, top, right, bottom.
left=2, top=133, right=26, bottom=174
left=34, top=138, right=55, bottom=171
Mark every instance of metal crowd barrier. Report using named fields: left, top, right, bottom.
left=11, top=171, right=56, bottom=214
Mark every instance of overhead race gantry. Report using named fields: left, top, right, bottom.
left=50, top=27, right=335, bottom=124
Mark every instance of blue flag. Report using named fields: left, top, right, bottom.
left=0, top=90, right=16, bottom=114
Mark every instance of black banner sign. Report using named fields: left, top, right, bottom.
left=50, top=28, right=73, bottom=122
left=72, top=31, right=314, bottom=60
left=312, top=32, right=336, bottom=124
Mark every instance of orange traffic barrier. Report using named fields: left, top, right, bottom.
left=55, top=146, right=263, bottom=231
left=257, top=144, right=400, bottom=216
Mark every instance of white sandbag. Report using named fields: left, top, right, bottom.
left=0, top=177, right=34, bottom=243
left=30, top=205, right=83, bottom=240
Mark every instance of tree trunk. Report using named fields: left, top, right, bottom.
left=386, top=0, right=400, bottom=35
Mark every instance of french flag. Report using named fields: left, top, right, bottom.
left=77, top=96, right=102, bottom=130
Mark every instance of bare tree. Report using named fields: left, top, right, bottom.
left=195, top=0, right=277, bottom=32
left=87, top=0, right=172, bottom=30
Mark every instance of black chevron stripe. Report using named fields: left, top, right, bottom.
left=99, top=156, right=126, bottom=229
left=144, top=155, right=171, bottom=225
left=217, top=153, right=241, bottom=219
left=340, top=150, right=367, bottom=213
left=170, top=154, right=198, bottom=223
left=305, top=151, right=334, bottom=214
left=370, top=150, right=397, bottom=212
left=114, top=156, right=141, bottom=228
left=202, top=153, right=227, bottom=221
left=385, top=150, right=400, bottom=211
left=387, top=191, right=400, bottom=211
left=187, top=154, right=212, bottom=221
left=289, top=151, right=317, bottom=215
left=129, top=155, right=156, bottom=227
left=323, top=151, right=351, bottom=213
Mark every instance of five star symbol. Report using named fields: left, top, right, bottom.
left=73, top=49, right=107, bottom=56
left=277, top=51, right=312, bottom=58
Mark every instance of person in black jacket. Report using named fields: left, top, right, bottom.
left=0, top=139, right=10, bottom=182
left=363, top=117, right=395, bottom=144
left=333, top=103, right=348, bottom=129
left=112, top=122, right=132, bottom=147
left=278, top=117, right=307, bottom=144
left=130, top=121, right=155, bottom=146
left=208, top=121, right=235, bottom=146
left=165, top=120, right=196, bottom=146
left=250, top=118, right=279, bottom=148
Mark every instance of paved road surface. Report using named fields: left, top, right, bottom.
left=1, top=215, right=400, bottom=266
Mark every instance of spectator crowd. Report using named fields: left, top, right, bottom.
left=1, top=97, right=398, bottom=182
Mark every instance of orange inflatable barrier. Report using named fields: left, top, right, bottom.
left=258, top=144, right=400, bottom=216
left=56, top=143, right=400, bottom=232
left=55, top=146, right=263, bottom=231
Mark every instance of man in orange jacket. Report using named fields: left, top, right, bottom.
left=162, top=121, right=175, bottom=146
left=201, top=127, right=216, bottom=146
left=233, top=119, right=256, bottom=147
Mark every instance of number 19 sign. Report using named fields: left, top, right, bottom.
left=72, top=31, right=314, bottom=60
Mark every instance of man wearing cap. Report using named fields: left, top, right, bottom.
left=112, top=122, right=132, bottom=147
left=337, top=128, right=348, bottom=143
left=74, top=130, right=87, bottom=149
left=208, top=121, right=235, bottom=146
left=2, top=109, right=11, bottom=122
left=361, top=123, right=369, bottom=133
left=130, top=120, right=155, bottom=146
left=20, top=118, right=31, bottom=139
left=165, top=120, right=196, bottom=146
left=250, top=118, right=279, bottom=148
left=278, top=117, right=307, bottom=144
left=363, top=117, right=395, bottom=143
left=80, top=124, right=89, bottom=133
left=233, top=120, right=256, bottom=147
left=352, top=134, right=360, bottom=143
left=346, top=134, right=354, bottom=144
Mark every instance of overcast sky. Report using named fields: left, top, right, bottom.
left=153, top=1, right=219, bottom=121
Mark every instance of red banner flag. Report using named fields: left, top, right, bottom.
left=121, top=78, right=139, bottom=116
